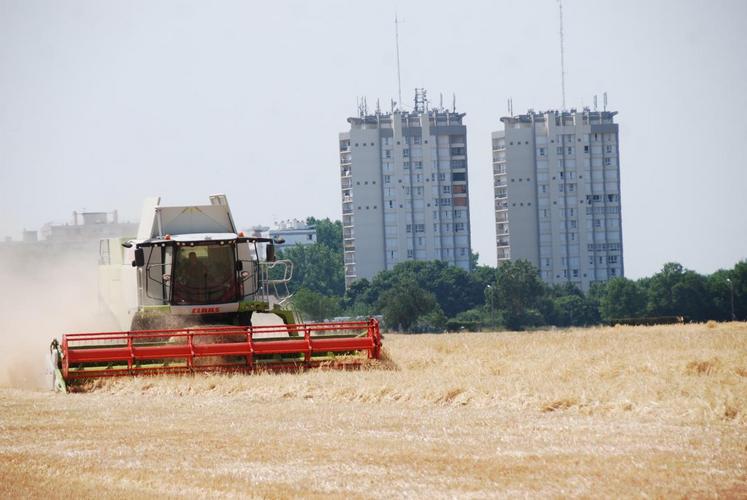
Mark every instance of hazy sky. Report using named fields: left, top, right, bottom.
left=1, top=0, right=745, bottom=278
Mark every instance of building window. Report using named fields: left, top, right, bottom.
left=455, top=222, right=465, bottom=232
left=384, top=149, right=391, bottom=159
left=443, top=186, right=451, bottom=194
left=538, top=147, right=545, bottom=156
left=384, top=175, right=391, bottom=183
left=604, top=157, right=612, bottom=166
left=406, top=224, right=412, bottom=233
left=415, top=224, right=425, bottom=233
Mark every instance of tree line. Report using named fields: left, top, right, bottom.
left=278, top=218, right=746, bottom=331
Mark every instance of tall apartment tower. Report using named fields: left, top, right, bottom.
left=339, top=96, right=472, bottom=287
left=492, top=109, right=623, bottom=291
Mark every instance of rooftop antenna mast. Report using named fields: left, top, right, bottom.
left=558, top=0, right=566, bottom=110
left=414, top=88, right=426, bottom=112
left=395, top=13, right=403, bottom=109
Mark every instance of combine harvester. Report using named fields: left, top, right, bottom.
left=49, top=195, right=381, bottom=392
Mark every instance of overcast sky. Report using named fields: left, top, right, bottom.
left=0, top=0, right=745, bottom=278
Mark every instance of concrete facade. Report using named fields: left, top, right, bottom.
left=340, top=105, right=472, bottom=287
left=493, top=109, right=623, bottom=291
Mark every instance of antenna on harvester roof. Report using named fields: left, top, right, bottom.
left=395, top=13, right=403, bottom=109
left=558, top=0, right=566, bottom=110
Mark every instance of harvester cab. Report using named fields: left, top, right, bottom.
left=99, top=194, right=295, bottom=331
left=49, top=195, right=381, bottom=392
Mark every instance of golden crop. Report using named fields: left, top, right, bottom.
left=1, top=322, right=745, bottom=497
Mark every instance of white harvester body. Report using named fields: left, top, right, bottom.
left=97, top=194, right=294, bottom=331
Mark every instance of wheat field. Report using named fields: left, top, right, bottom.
left=1, top=322, right=746, bottom=498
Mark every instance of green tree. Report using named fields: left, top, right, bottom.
left=366, top=260, right=483, bottom=318
left=645, top=263, right=711, bottom=321
left=551, top=294, right=600, bottom=326
left=488, top=260, right=546, bottom=330
left=377, top=279, right=442, bottom=332
left=306, top=217, right=342, bottom=254
left=706, top=270, right=734, bottom=321
left=280, top=243, right=344, bottom=296
left=727, top=260, right=747, bottom=320
left=469, top=251, right=480, bottom=271
left=292, top=287, right=342, bottom=322
left=598, top=277, right=647, bottom=322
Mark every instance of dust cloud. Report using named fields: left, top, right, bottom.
left=0, top=244, right=117, bottom=389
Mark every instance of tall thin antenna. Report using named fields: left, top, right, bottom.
left=558, top=0, right=566, bottom=110
left=395, top=14, right=403, bottom=108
